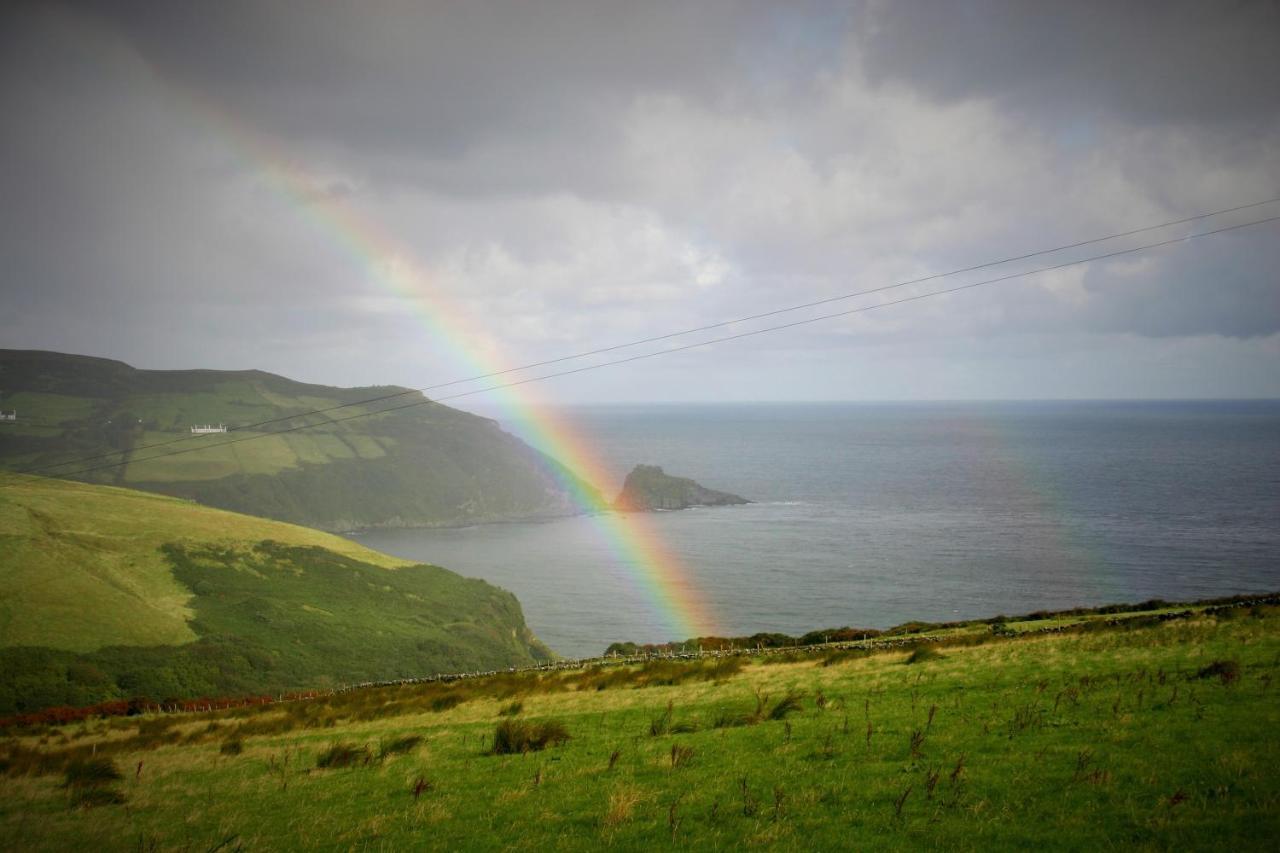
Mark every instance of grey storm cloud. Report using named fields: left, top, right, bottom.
left=1, top=0, right=1277, bottom=400
left=856, top=0, right=1280, bottom=126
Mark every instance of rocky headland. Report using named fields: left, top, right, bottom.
left=612, top=464, right=749, bottom=512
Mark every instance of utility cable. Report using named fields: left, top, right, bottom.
left=30, top=212, right=1280, bottom=482
left=16, top=196, right=1280, bottom=477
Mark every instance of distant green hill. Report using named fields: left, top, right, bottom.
left=0, top=475, right=552, bottom=714
left=0, top=349, right=596, bottom=531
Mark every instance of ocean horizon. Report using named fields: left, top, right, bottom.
left=352, top=399, right=1280, bottom=658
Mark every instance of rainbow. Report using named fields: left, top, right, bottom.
left=173, top=90, right=719, bottom=643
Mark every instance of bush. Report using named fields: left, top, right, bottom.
left=219, top=739, right=244, bottom=756
left=489, top=719, right=570, bottom=755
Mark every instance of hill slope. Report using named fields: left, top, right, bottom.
left=1, top=605, right=1276, bottom=849
left=0, top=349, right=596, bottom=531
left=0, top=475, right=552, bottom=714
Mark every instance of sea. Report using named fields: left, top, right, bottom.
left=350, top=401, right=1280, bottom=659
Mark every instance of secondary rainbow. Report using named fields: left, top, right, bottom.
left=182, top=94, right=719, bottom=643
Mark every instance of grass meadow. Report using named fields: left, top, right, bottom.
left=0, top=474, right=411, bottom=653
left=2, top=605, right=1277, bottom=850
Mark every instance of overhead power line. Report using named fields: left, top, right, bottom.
left=26, top=211, right=1280, bottom=482
left=16, top=196, right=1280, bottom=478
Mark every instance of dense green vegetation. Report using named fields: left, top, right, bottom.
left=0, top=476, right=551, bottom=714
left=0, top=349, right=597, bottom=530
left=0, top=542, right=552, bottom=715
left=1, top=605, right=1276, bottom=850
left=602, top=595, right=1252, bottom=657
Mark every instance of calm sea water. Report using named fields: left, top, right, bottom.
left=350, top=401, right=1280, bottom=658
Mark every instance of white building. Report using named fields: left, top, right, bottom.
left=190, top=424, right=227, bottom=434
left=0, top=411, right=15, bottom=422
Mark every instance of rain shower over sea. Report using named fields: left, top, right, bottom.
left=350, top=401, right=1280, bottom=659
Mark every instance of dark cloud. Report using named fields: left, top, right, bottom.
left=856, top=0, right=1280, bottom=127
left=1, top=1, right=1277, bottom=398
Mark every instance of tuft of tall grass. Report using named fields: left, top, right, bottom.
left=489, top=719, right=570, bottom=755
left=497, top=701, right=524, bottom=717
left=649, top=701, right=674, bottom=736
left=906, top=646, right=942, bottom=665
left=63, top=758, right=126, bottom=809
left=70, top=787, right=127, bottom=808
left=821, top=649, right=868, bottom=668
left=430, top=694, right=465, bottom=713
left=315, top=742, right=371, bottom=769
left=377, top=735, right=423, bottom=759
left=603, top=785, right=640, bottom=827
left=62, top=759, right=122, bottom=788
left=712, top=710, right=754, bottom=730
left=769, top=691, right=806, bottom=721
left=1196, top=659, right=1240, bottom=685
left=670, top=743, right=694, bottom=769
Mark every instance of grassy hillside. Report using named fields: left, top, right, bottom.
left=0, top=605, right=1275, bottom=850
left=0, top=475, right=552, bottom=714
left=0, top=349, right=596, bottom=531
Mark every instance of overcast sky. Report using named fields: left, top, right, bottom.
left=3, top=1, right=1278, bottom=403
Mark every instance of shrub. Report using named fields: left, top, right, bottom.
left=219, top=739, right=244, bottom=756
left=489, top=719, right=570, bottom=755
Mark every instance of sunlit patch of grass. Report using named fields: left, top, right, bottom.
left=602, top=784, right=643, bottom=828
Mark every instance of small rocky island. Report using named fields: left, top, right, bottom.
left=612, top=464, right=750, bottom=512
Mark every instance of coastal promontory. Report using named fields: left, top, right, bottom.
left=613, top=464, right=749, bottom=512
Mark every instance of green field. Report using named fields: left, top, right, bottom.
left=2, top=606, right=1276, bottom=850
left=0, top=475, right=552, bottom=713
left=0, top=349, right=597, bottom=530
